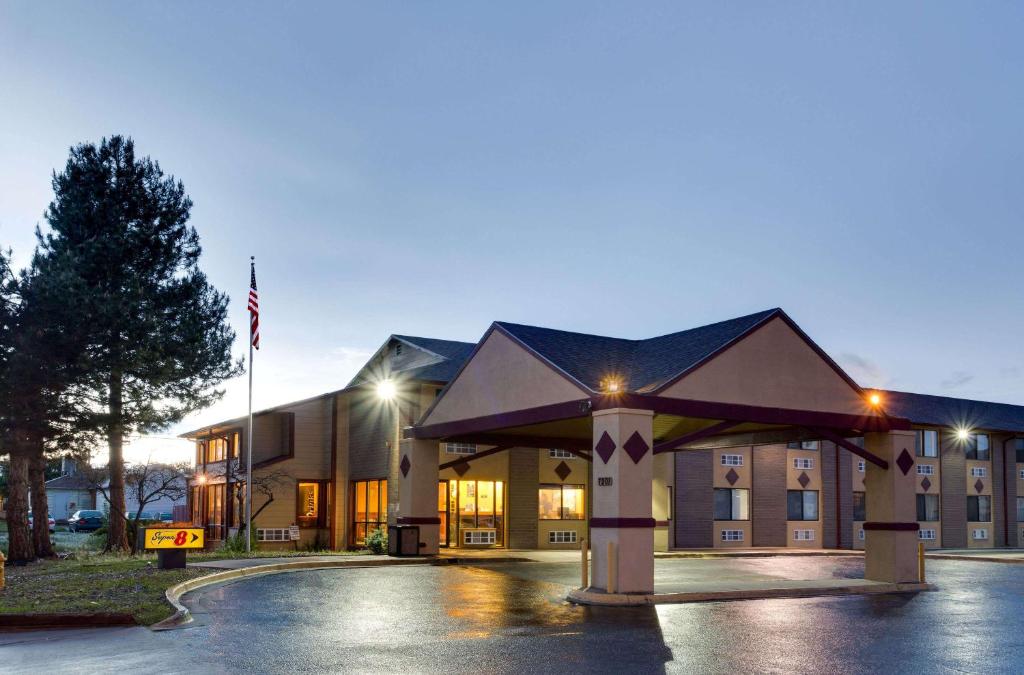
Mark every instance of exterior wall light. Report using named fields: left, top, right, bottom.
left=196, top=473, right=207, bottom=485
left=377, top=379, right=397, bottom=401
left=956, top=427, right=970, bottom=441
left=868, top=393, right=881, bottom=406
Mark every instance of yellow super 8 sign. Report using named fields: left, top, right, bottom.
left=144, top=528, right=204, bottom=550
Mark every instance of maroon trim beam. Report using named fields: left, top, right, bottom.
left=652, top=420, right=741, bottom=454
left=807, top=426, right=890, bottom=470
left=590, top=517, right=657, bottom=528
left=863, top=522, right=920, bottom=531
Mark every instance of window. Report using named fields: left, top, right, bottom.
left=351, top=479, right=387, bottom=545
left=448, top=480, right=505, bottom=545
left=970, top=467, right=987, bottom=478
left=205, top=436, right=232, bottom=462
left=853, top=492, right=866, bottom=521
left=721, top=529, right=744, bottom=542
left=967, top=495, right=991, bottom=522
left=916, top=464, right=935, bottom=475
left=464, top=530, right=496, bottom=545
left=721, top=454, right=743, bottom=467
left=787, top=490, right=819, bottom=521
left=445, top=443, right=476, bottom=455
left=549, top=449, right=575, bottom=459
left=538, top=484, right=585, bottom=520
left=257, top=528, right=292, bottom=542
left=714, top=489, right=750, bottom=521
left=793, top=529, right=815, bottom=541
left=858, top=529, right=865, bottom=541
left=857, top=461, right=865, bottom=473
left=916, top=494, right=940, bottom=522
left=793, top=457, right=814, bottom=470
left=965, top=433, right=990, bottom=461
left=1018, top=497, right=1024, bottom=523
left=787, top=441, right=819, bottom=450
left=297, top=481, right=327, bottom=529
left=919, top=529, right=936, bottom=541
left=548, top=530, right=578, bottom=544
left=972, top=528, right=989, bottom=540
left=1016, top=438, right=1024, bottom=464
left=915, top=430, right=939, bottom=458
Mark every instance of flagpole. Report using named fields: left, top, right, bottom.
left=246, top=256, right=254, bottom=553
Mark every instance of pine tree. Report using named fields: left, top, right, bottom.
left=39, top=136, right=242, bottom=552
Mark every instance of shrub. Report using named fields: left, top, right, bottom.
left=366, top=527, right=388, bottom=555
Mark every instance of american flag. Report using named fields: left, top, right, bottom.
left=248, top=259, right=260, bottom=350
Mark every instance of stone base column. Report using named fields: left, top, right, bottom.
left=397, top=438, right=440, bottom=555
left=864, top=430, right=919, bottom=583
left=589, top=408, right=655, bottom=594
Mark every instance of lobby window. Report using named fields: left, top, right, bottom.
left=351, top=478, right=387, bottom=545
left=713, top=488, right=749, bottom=521
left=917, top=464, right=935, bottom=476
left=549, top=449, right=574, bottom=459
left=445, top=443, right=476, bottom=456
left=917, top=494, right=940, bottom=522
left=915, top=430, right=938, bottom=458
left=787, top=441, right=819, bottom=450
left=721, top=454, right=743, bottom=467
left=967, top=495, right=992, bottom=523
left=539, top=484, right=585, bottom=520
left=787, top=490, right=819, bottom=521
left=964, top=433, right=990, bottom=461
left=453, top=480, right=505, bottom=545
left=1016, top=438, right=1024, bottom=464
left=297, top=480, right=328, bottom=529
left=721, top=529, right=744, bottom=542
left=853, top=491, right=866, bottom=521
left=793, top=457, right=814, bottom=470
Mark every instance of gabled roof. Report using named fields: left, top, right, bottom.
left=393, top=335, right=476, bottom=383
left=44, top=474, right=95, bottom=491
left=881, top=390, right=1024, bottom=434
left=495, top=308, right=790, bottom=392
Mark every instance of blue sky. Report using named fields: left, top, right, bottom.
left=1, top=3, right=1022, bottom=461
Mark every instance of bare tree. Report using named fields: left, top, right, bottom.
left=87, top=460, right=190, bottom=554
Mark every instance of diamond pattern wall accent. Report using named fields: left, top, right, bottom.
left=595, top=431, right=617, bottom=463
left=896, top=449, right=914, bottom=475
left=725, top=468, right=739, bottom=486
left=975, top=479, right=985, bottom=494
left=623, top=431, right=650, bottom=464
left=797, top=471, right=811, bottom=488
left=554, top=461, right=572, bottom=481
left=400, top=454, right=411, bottom=477
left=921, top=477, right=932, bottom=492
left=453, top=461, right=470, bottom=477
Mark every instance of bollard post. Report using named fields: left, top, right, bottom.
left=0, top=549, right=5, bottom=590
left=580, top=538, right=588, bottom=589
left=918, top=542, right=925, bottom=583
left=607, top=541, right=617, bottom=594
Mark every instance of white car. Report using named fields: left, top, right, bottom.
left=28, top=513, right=56, bottom=533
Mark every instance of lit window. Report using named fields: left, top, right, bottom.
left=205, top=435, right=232, bottom=462
left=919, top=529, right=936, bottom=541
left=721, top=529, right=744, bottom=542
left=445, top=443, right=476, bottom=456
left=549, top=449, right=574, bottom=459
left=297, top=481, right=324, bottom=528
left=787, top=490, right=818, bottom=521
left=713, top=488, right=749, bottom=521
left=915, top=430, right=939, bottom=458
left=351, top=479, right=387, bottom=545
left=721, top=454, right=743, bottom=467
left=793, top=457, right=814, bottom=470
left=538, top=484, right=585, bottom=520
left=970, top=467, right=987, bottom=478
left=793, top=529, right=815, bottom=541
left=916, top=464, right=935, bottom=475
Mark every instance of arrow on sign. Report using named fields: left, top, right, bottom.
left=191, top=533, right=199, bottom=543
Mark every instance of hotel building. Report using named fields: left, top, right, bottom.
left=184, top=309, right=1024, bottom=553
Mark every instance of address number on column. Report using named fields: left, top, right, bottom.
left=598, top=477, right=613, bottom=487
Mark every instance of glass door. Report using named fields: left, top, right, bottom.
left=438, top=480, right=450, bottom=547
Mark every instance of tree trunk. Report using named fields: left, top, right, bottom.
left=105, top=373, right=129, bottom=552
left=6, top=447, right=34, bottom=563
left=29, top=447, right=55, bottom=558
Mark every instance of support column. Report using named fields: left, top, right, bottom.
left=590, top=408, right=655, bottom=594
left=397, top=438, right=440, bottom=555
left=863, top=430, right=919, bottom=582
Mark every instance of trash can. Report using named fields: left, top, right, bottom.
left=388, top=525, right=421, bottom=556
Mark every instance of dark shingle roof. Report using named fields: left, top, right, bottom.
left=881, top=390, right=1024, bottom=434
left=44, top=474, right=94, bottom=490
left=495, top=309, right=781, bottom=392
left=393, top=336, right=476, bottom=383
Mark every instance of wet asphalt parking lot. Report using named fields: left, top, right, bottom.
left=2, top=556, right=1023, bottom=674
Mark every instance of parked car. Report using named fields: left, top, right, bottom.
left=68, top=509, right=105, bottom=532
left=28, top=512, right=56, bottom=533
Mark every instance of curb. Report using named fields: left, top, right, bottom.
left=924, top=554, right=1024, bottom=565
left=0, top=612, right=137, bottom=630
left=566, top=581, right=934, bottom=606
left=151, top=556, right=431, bottom=631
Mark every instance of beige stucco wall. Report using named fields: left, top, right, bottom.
left=421, top=329, right=587, bottom=426
left=966, top=457, right=994, bottom=549
left=915, top=456, right=942, bottom=549
left=786, top=447, right=822, bottom=548
left=660, top=316, right=875, bottom=418
left=712, top=447, right=751, bottom=548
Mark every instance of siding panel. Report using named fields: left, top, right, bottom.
left=820, top=441, right=838, bottom=549
left=508, top=448, right=539, bottom=548
left=675, top=449, right=713, bottom=548
left=940, top=433, right=967, bottom=548
left=752, top=445, right=787, bottom=547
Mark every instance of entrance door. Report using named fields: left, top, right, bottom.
left=438, top=480, right=449, bottom=547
